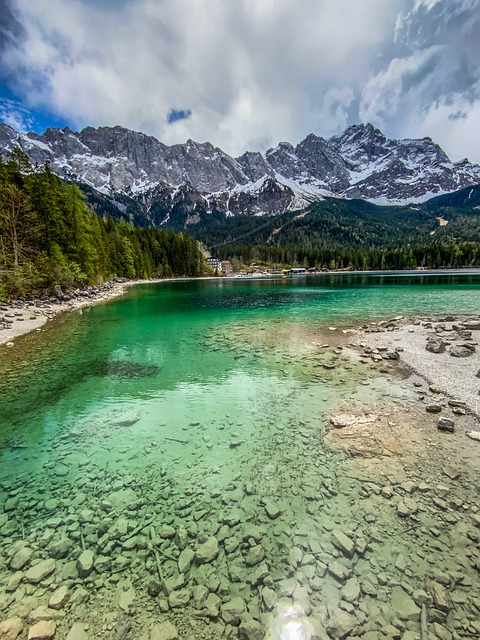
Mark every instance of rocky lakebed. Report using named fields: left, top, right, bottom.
left=0, top=313, right=479, bottom=640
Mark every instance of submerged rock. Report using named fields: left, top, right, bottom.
left=24, top=559, right=56, bottom=584
left=27, top=620, right=56, bottom=640
left=150, top=622, right=179, bottom=640
left=0, top=618, right=23, bottom=640
left=195, top=537, right=219, bottom=564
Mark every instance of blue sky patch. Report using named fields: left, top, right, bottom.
left=167, top=108, right=192, bottom=124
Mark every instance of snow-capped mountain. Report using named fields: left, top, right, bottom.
left=1, top=121, right=479, bottom=224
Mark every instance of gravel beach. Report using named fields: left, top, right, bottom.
left=360, top=315, right=480, bottom=417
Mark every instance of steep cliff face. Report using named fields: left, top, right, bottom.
left=1, top=121, right=479, bottom=227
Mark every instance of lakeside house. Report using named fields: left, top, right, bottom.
left=285, top=267, right=307, bottom=275
left=206, top=257, right=233, bottom=274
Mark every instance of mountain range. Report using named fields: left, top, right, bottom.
left=1, top=121, right=480, bottom=229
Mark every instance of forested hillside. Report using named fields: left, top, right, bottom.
left=0, top=149, right=205, bottom=300
left=195, top=195, right=480, bottom=270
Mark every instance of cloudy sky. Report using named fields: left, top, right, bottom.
left=0, top=0, right=479, bottom=161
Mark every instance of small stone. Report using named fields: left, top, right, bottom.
left=48, top=585, right=70, bottom=610
left=221, top=597, right=246, bottom=626
left=262, top=587, right=277, bottom=612
left=397, top=498, right=418, bottom=517
left=264, top=502, right=281, bottom=519
left=27, top=620, right=56, bottom=640
left=331, top=530, right=355, bottom=558
left=437, top=417, right=455, bottom=432
left=168, top=589, right=191, bottom=608
left=76, top=550, right=94, bottom=578
left=342, top=577, right=360, bottom=603
left=391, top=586, right=420, bottom=622
left=327, top=609, right=356, bottom=639
left=65, top=623, right=89, bottom=640
left=328, top=560, right=352, bottom=583
left=442, top=465, right=460, bottom=480
left=466, top=431, right=480, bottom=442
left=238, top=618, right=264, bottom=640
left=245, top=545, right=265, bottom=566
left=24, top=559, right=56, bottom=584
left=429, top=582, right=451, bottom=613
left=48, top=538, right=73, bottom=560
left=150, top=622, right=179, bottom=640
left=450, top=345, right=474, bottom=357
left=195, top=537, right=219, bottom=564
left=178, top=547, right=195, bottom=574
left=426, top=404, right=442, bottom=413
left=0, top=618, right=23, bottom=640
left=10, top=546, right=34, bottom=571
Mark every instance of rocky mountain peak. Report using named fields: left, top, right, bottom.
left=0, top=120, right=479, bottom=222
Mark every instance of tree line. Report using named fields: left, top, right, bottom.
left=216, top=241, right=479, bottom=271
left=0, top=149, right=205, bottom=299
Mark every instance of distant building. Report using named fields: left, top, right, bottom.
left=285, top=268, right=307, bottom=275
left=206, top=257, right=223, bottom=272
left=221, top=260, right=233, bottom=274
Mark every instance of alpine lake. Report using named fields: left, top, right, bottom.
left=0, top=271, right=479, bottom=640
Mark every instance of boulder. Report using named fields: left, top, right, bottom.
left=177, top=547, right=195, bottom=574
left=426, top=340, right=445, bottom=354
left=245, top=545, right=265, bottom=566
left=238, top=618, right=264, bottom=640
left=391, top=586, right=421, bottom=622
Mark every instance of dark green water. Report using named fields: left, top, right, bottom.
left=0, top=271, right=479, bottom=639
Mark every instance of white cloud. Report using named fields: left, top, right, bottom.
left=0, top=97, right=34, bottom=132
left=2, top=0, right=480, bottom=162
left=3, top=0, right=403, bottom=155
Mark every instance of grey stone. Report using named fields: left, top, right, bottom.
left=76, top=550, right=94, bottom=578
left=24, top=559, right=56, bottom=584
left=221, top=597, right=246, bottom=626
left=48, top=585, right=70, bottom=610
left=178, top=547, right=195, bottom=574
left=9, top=547, right=33, bottom=571
left=437, top=417, right=455, bottom=432
left=342, top=577, right=360, bottom=603
left=168, top=589, right=191, bottom=608
left=195, top=537, right=219, bottom=564
left=0, top=617, right=23, bottom=640
left=150, top=622, right=179, bottom=640
left=331, top=530, right=355, bottom=558
left=65, top=623, right=89, bottom=640
left=262, top=587, right=277, bottom=612
left=391, top=586, right=421, bottom=622
left=48, top=538, right=73, bottom=560
left=328, top=560, right=352, bottom=583
left=327, top=609, right=357, bottom=639
left=450, top=345, right=475, bottom=357
left=238, top=618, right=264, bottom=640
left=245, top=545, right=265, bottom=566
left=397, top=498, right=418, bottom=517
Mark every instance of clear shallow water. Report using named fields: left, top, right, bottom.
left=0, top=272, right=479, bottom=639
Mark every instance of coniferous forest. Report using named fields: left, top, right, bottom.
left=0, top=149, right=205, bottom=300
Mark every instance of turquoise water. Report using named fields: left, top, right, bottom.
left=0, top=272, right=479, bottom=638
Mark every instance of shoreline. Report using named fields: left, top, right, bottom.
left=355, top=314, right=480, bottom=418
left=0, top=277, right=210, bottom=347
